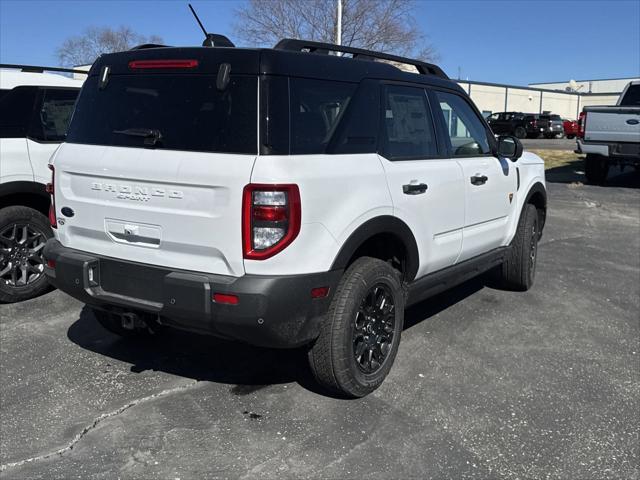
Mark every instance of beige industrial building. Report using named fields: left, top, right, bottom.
left=529, top=77, right=638, bottom=94
left=456, top=77, right=637, bottom=121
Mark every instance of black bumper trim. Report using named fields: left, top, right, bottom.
left=44, top=239, right=342, bottom=348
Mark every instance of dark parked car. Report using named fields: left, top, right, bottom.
left=486, top=112, right=551, bottom=139
left=540, top=114, right=564, bottom=138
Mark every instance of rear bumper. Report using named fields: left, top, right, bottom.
left=43, top=239, right=342, bottom=348
left=576, top=139, right=640, bottom=163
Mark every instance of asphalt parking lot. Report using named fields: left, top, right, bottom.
left=1, top=172, right=639, bottom=479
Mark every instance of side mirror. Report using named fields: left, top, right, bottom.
left=497, top=135, right=523, bottom=161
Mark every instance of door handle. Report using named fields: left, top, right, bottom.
left=470, top=174, right=488, bottom=186
left=402, top=183, right=428, bottom=195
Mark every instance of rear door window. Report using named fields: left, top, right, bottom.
left=0, top=86, right=39, bottom=138
left=380, top=85, right=438, bottom=160
left=66, top=74, right=257, bottom=154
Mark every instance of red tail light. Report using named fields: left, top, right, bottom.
left=578, top=111, right=586, bottom=138
left=46, top=164, right=57, bottom=229
left=213, top=293, right=239, bottom=305
left=128, top=59, right=199, bottom=70
left=242, top=184, right=301, bottom=260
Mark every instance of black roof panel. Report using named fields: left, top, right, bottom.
left=90, top=45, right=460, bottom=91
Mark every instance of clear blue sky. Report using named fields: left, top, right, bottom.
left=1, top=0, right=638, bottom=85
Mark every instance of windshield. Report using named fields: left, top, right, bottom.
left=66, top=74, right=257, bottom=154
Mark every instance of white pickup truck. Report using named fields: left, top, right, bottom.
left=577, top=81, right=640, bottom=184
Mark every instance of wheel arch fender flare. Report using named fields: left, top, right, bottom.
left=0, top=181, right=50, bottom=214
left=521, top=181, right=547, bottom=233
left=330, top=215, right=420, bottom=281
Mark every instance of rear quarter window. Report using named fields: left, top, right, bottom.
left=289, top=78, right=356, bottom=155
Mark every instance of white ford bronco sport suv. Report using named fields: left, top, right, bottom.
left=0, top=65, right=83, bottom=302
left=43, top=39, right=546, bottom=397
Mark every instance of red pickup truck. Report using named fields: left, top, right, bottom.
left=563, top=118, right=579, bottom=139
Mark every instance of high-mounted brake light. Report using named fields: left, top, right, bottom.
left=46, top=164, right=57, bottom=229
left=128, top=59, right=199, bottom=70
left=242, top=184, right=301, bottom=260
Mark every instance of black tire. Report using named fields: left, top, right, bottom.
left=514, top=126, right=527, bottom=139
left=0, top=206, right=53, bottom=303
left=584, top=154, right=609, bottom=185
left=566, top=134, right=575, bottom=139
left=499, top=204, right=539, bottom=291
left=92, top=308, right=156, bottom=338
left=308, top=257, right=404, bottom=398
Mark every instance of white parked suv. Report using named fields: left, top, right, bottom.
left=43, top=39, right=547, bottom=397
left=0, top=65, right=84, bottom=302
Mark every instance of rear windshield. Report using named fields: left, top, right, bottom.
left=620, top=85, right=640, bottom=106
left=66, top=74, right=257, bottom=154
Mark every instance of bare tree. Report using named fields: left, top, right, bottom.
left=56, top=26, right=163, bottom=67
left=234, top=0, right=437, bottom=61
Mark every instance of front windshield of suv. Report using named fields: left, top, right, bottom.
left=66, top=74, right=257, bottom=154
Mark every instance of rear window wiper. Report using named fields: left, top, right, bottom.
left=113, top=128, right=163, bottom=147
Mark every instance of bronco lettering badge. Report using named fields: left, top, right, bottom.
left=91, top=182, right=184, bottom=202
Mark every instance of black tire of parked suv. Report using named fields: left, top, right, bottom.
left=92, top=308, right=157, bottom=338
left=498, top=204, right=539, bottom=291
left=0, top=206, right=53, bottom=303
left=307, top=257, right=405, bottom=398
left=584, top=154, right=609, bottom=185
left=566, top=134, right=575, bottom=139
left=514, top=126, right=527, bottom=139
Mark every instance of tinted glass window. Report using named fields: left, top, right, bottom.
left=329, top=80, right=379, bottom=155
left=435, top=90, right=491, bottom=156
left=0, top=89, right=10, bottom=102
left=29, top=88, right=78, bottom=142
left=67, top=74, right=257, bottom=154
left=381, top=85, right=437, bottom=160
left=290, top=78, right=356, bottom=154
left=0, top=86, right=38, bottom=138
left=620, top=84, right=640, bottom=106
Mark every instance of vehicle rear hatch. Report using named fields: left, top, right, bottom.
left=537, top=115, right=552, bottom=130
left=53, top=47, right=260, bottom=277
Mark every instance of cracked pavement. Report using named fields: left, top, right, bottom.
left=1, top=173, right=639, bottom=479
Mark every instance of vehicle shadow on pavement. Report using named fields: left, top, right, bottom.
left=66, top=278, right=487, bottom=397
left=545, top=159, right=640, bottom=188
left=67, top=306, right=312, bottom=393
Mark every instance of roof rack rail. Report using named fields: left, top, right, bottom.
left=130, top=43, right=170, bottom=50
left=0, top=63, right=88, bottom=75
left=273, top=39, right=448, bottom=79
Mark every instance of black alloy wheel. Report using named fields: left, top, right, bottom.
left=352, top=284, right=396, bottom=374
left=0, top=206, right=53, bottom=303
left=0, top=222, right=47, bottom=287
